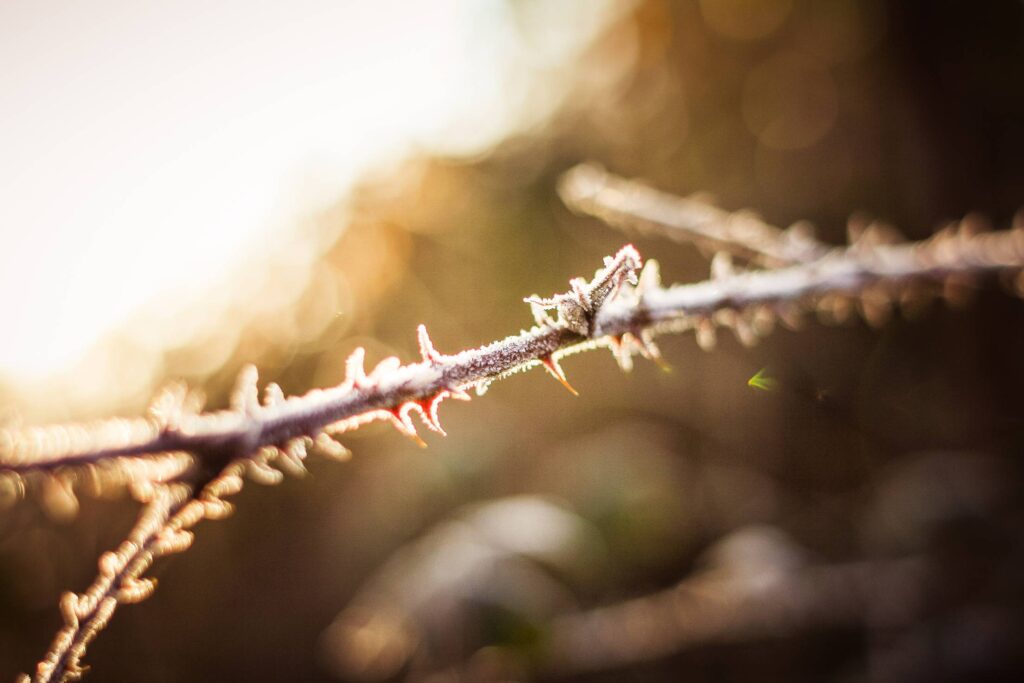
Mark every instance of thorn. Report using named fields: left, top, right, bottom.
left=447, top=385, right=472, bottom=401
left=183, top=388, right=206, bottom=415
left=942, top=273, right=975, bottom=308
left=314, top=433, right=352, bottom=461
left=230, top=364, right=260, bottom=414
left=852, top=221, right=900, bottom=250
left=710, top=252, right=736, bottom=280
left=651, top=352, right=673, bottom=372
left=732, top=315, right=759, bottom=347
left=751, top=305, right=776, bottom=336
left=639, top=331, right=672, bottom=372
left=345, top=348, right=367, bottom=386
left=417, top=324, right=443, bottom=363
left=262, top=382, right=285, bottom=407
left=608, top=335, right=634, bottom=372
left=148, top=381, right=188, bottom=430
left=415, top=395, right=447, bottom=435
left=527, top=298, right=556, bottom=327
left=247, top=459, right=284, bottom=486
left=540, top=355, right=579, bottom=396
left=370, top=356, right=401, bottom=379
left=524, top=294, right=560, bottom=309
left=636, top=259, right=661, bottom=296
left=930, top=222, right=957, bottom=245
left=784, top=219, right=817, bottom=244
left=617, top=244, right=643, bottom=276
left=817, top=294, right=854, bottom=324
left=858, top=287, right=893, bottom=327
left=696, top=319, right=717, bottom=351
left=776, top=303, right=804, bottom=330
left=59, top=592, right=80, bottom=628
left=846, top=214, right=869, bottom=246
left=600, top=245, right=642, bottom=302
left=388, top=408, right=427, bottom=448
left=286, top=436, right=309, bottom=461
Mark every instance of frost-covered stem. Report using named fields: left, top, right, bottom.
left=560, top=163, right=830, bottom=266
left=27, top=463, right=244, bottom=683
left=4, top=226, right=1024, bottom=480
left=596, top=222, right=1024, bottom=336
left=0, top=325, right=570, bottom=476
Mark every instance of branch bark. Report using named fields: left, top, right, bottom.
left=3, top=226, right=1024, bottom=480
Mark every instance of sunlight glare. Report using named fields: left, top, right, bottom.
left=0, top=0, right=620, bottom=388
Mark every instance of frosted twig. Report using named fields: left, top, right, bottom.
left=24, top=455, right=254, bottom=683
left=4, top=228, right=1024, bottom=482
left=560, top=163, right=831, bottom=266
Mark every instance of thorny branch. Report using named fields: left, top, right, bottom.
left=4, top=221, right=1023, bottom=480
left=3, top=165, right=1024, bottom=681
left=27, top=472, right=218, bottom=683
left=559, top=162, right=833, bottom=267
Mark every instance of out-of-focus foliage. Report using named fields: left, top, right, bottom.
left=3, top=1, right=1024, bottom=681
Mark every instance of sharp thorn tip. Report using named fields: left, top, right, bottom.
left=540, top=356, right=579, bottom=396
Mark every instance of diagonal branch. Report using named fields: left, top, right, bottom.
left=4, top=227, right=1024, bottom=482
left=560, top=163, right=831, bottom=266
left=24, top=462, right=244, bottom=683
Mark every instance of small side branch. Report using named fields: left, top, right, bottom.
left=25, top=462, right=243, bottom=683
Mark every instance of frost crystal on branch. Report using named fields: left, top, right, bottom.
left=525, top=244, right=641, bottom=335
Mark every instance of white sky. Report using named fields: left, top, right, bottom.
left=0, top=0, right=619, bottom=389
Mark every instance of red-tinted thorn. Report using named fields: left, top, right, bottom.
left=607, top=335, right=634, bottom=373
left=540, top=355, right=579, bottom=396
left=415, top=395, right=447, bottom=436
left=388, top=407, right=427, bottom=448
